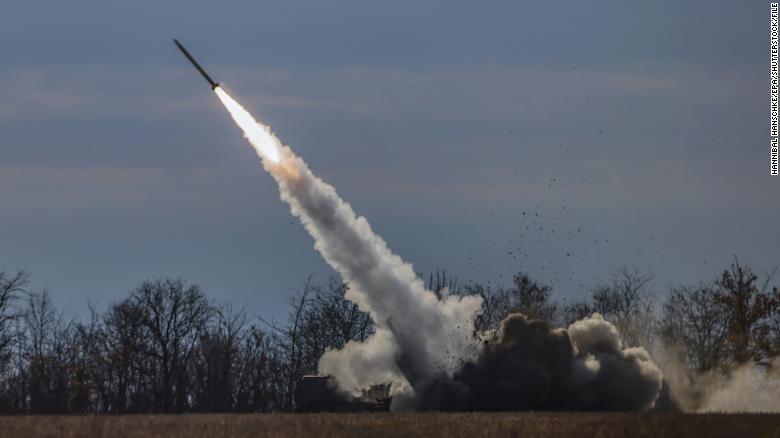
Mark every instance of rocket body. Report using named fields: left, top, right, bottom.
left=174, top=39, right=219, bottom=89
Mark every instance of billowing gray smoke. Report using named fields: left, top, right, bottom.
left=402, top=313, right=663, bottom=411
left=214, top=87, right=663, bottom=411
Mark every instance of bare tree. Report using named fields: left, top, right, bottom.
left=561, top=300, right=593, bottom=326
left=714, top=260, right=777, bottom=364
left=659, top=285, right=729, bottom=373
left=129, top=278, right=213, bottom=412
left=507, top=273, right=558, bottom=322
left=190, top=304, right=247, bottom=412
left=69, top=304, right=103, bottom=413
left=473, top=272, right=557, bottom=331
left=310, top=277, right=373, bottom=348
left=93, top=298, right=149, bottom=413
left=232, top=326, right=287, bottom=412
left=589, top=267, right=656, bottom=348
left=765, top=279, right=780, bottom=360
left=0, top=270, right=28, bottom=372
left=426, top=270, right=461, bottom=298
left=17, top=291, right=84, bottom=414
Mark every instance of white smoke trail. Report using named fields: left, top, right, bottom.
left=213, top=86, right=483, bottom=395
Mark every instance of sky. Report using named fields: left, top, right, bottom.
left=0, top=1, right=774, bottom=320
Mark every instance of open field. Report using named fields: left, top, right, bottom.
left=0, top=413, right=778, bottom=438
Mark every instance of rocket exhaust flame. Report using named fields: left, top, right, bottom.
left=214, top=87, right=281, bottom=163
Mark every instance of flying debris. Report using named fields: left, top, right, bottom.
left=173, top=38, right=219, bottom=90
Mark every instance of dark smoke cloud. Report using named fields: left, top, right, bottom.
left=396, top=313, right=663, bottom=411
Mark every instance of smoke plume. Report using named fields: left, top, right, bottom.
left=214, top=86, right=663, bottom=411
left=400, top=313, right=663, bottom=411
left=215, top=86, right=482, bottom=396
left=697, top=360, right=780, bottom=412
left=659, top=354, right=780, bottom=413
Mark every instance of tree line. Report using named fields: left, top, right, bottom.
left=0, top=259, right=777, bottom=414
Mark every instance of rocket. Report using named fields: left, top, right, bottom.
left=173, top=39, right=219, bottom=90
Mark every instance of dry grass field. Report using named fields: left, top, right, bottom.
left=0, top=412, right=778, bottom=438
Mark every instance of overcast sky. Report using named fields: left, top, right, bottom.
left=0, top=1, right=774, bottom=319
